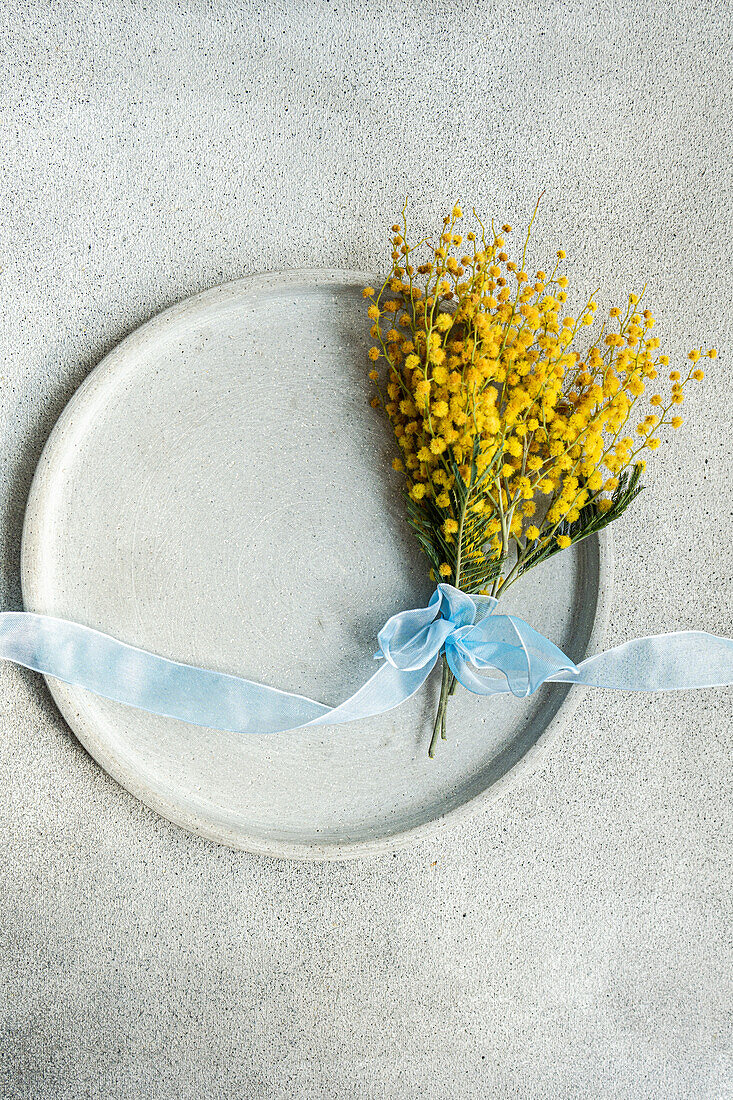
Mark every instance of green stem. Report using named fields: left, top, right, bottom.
left=429, top=656, right=452, bottom=758
left=429, top=491, right=469, bottom=757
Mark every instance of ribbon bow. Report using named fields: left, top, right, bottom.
left=378, top=583, right=579, bottom=698
left=1, top=585, right=732, bottom=737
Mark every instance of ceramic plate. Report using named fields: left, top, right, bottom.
left=21, top=270, right=612, bottom=858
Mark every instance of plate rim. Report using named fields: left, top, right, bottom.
left=20, top=268, right=614, bottom=860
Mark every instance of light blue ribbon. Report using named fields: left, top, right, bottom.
left=1, top=584, right=732, bottom=735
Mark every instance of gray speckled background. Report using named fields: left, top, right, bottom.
left=1, top=1, right=731, bottom=1096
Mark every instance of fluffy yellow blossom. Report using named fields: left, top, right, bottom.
left=366, top=199, right=711, bottom=626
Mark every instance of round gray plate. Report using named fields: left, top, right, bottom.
left=21, top=270, right=612, bottom=859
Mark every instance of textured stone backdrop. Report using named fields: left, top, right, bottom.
left=1, top=1, right=731, bottom=1097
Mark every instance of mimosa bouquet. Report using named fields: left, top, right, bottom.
left=364, top=202, right=716, bottom=755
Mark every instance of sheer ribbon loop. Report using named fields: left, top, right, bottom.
left=379, top=584, right=579, bottom=698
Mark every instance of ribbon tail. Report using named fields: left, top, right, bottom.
left=549, top=630, right=733, bottom=691
left=0, top=611, right=437, bottom=735
left=305, top=657, right=438, bottom=727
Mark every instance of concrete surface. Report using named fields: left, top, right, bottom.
left=0, top=1, right=731, bottom=1096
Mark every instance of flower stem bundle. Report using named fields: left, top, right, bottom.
left=365, top=200, right=715, bottom=756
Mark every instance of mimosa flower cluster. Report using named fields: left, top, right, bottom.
left=365, top=203, right=716, bottom=754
